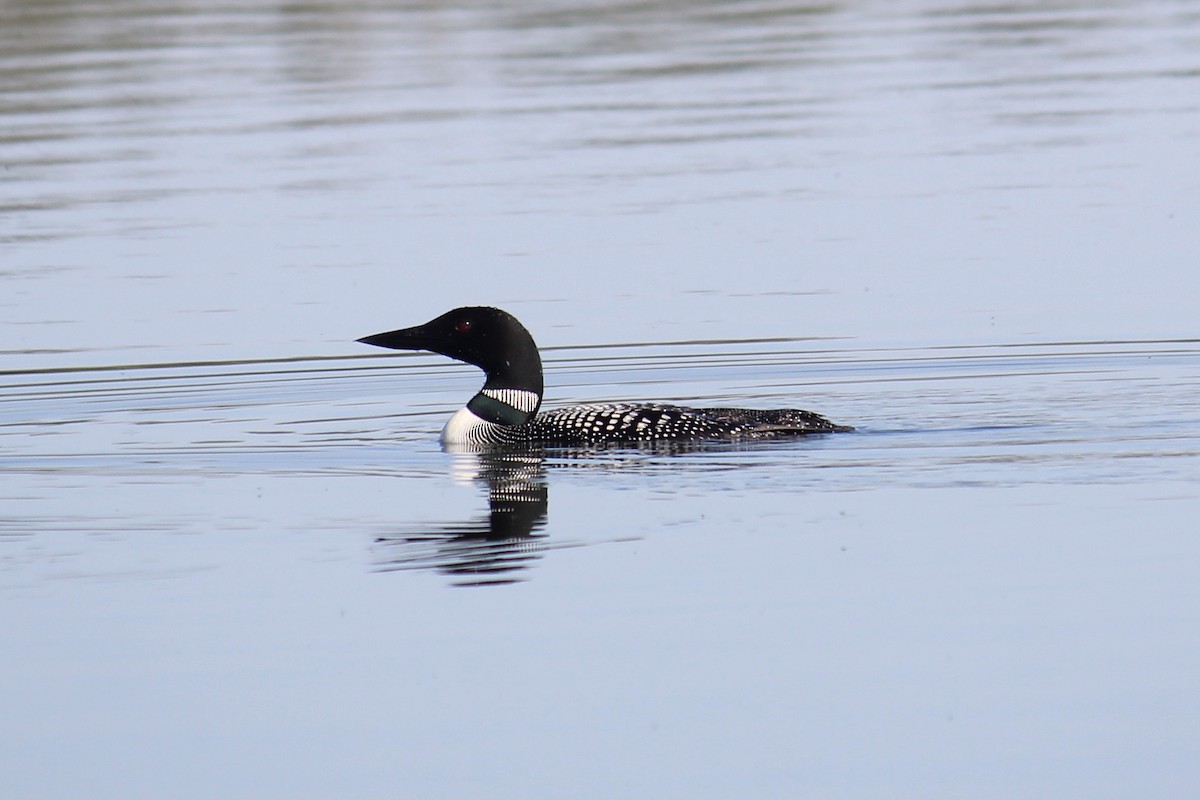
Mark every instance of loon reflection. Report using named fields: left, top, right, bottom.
left=374, top=448, right=550, bottom=587
left=372, top=439, right=791, bottom=586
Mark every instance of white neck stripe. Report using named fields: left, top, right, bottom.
left=481, top=388, right=540, bottom=413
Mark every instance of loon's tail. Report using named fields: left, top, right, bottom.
left=697, top=407, right=854, bottom=436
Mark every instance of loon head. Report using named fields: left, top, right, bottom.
left=358, top=306, right=544, bottom=402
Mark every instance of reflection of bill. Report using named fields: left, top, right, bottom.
left=374, top=448, right=549, bottom=587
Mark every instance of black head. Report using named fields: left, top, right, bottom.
left=357, top=306, right=543, bottom=395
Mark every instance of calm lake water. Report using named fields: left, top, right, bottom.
left=3, top=2, right=1199, bottom=798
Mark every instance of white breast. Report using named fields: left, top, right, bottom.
left=440, top=406, right=500, bottom=445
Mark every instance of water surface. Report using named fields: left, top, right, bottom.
left=3, top=1, right=1199, bottom=798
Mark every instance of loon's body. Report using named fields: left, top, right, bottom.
left=358, top=307, right=851, bottom=447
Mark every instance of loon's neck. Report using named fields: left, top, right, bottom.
left=441, top=386, right=542, bottom=445
left=466, top=386, right=542, bottom=426
left=464, top=331, right=544, bottom=426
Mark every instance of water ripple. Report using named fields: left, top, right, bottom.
left=3, top=337, right=1197, bottom=492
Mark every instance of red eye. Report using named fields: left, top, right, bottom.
left=456, top=319, right=472, bottom=333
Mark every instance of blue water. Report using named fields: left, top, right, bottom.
left=3, top=2, right=1200, bottom=798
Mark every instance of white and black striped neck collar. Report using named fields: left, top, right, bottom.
left=467, top=387, right=541, bottom=426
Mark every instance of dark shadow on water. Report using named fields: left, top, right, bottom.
left=371, top=435, right=846, bottom=587
left=373, top=449, right=550, bottom=587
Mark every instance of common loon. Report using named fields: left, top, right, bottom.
left=358, top=306, right=852, bottom=446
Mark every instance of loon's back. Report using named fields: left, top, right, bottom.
left=358, top=306, right=852, bottom=447
left=525, top=403, right=847, bottom=445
